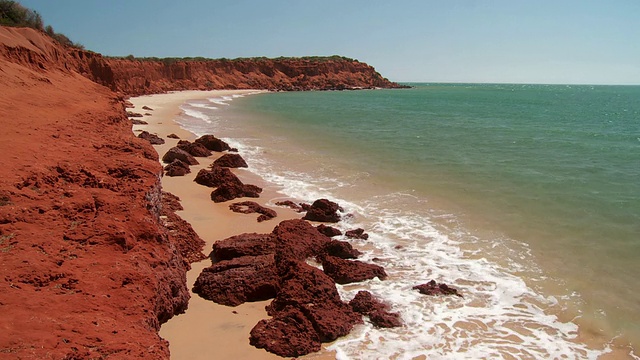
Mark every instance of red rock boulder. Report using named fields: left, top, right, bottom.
left=192, top=254, right=278, bottom=306
left=213, top=153, right=248, bottom=168
left=211, top=233, right=274, bottom=261
left=193, top=166, right=239, bottom=188
left=164, top=159, right=191, bottom=177
left=177, top=140, right=212, bottom=157
left=316, top=224, right=342, bottom=237
left=349, top=291, right=402, bottom=328
left=302, top=198, right=342, bottom=223
left=229, top=201, right=277, bottom=222
left=194, top=134, right=231, bottom=152
left=320, top=256, right=387, bottom=284
left=413, top=280, right=463, bottom=297
left=162, top=147, right=199, bottom=165
left=137, top=130, right=165, bottom=145
left=345, top=228, right=369, bottom=240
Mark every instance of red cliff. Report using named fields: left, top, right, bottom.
left=0, top=25, right=402, bottom=359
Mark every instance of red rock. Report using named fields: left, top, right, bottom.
left=162, top=147, right=199, bottom=165
left=162, top=191, right=183, bottom=212
left=345, top=228, right=369, bottom=240
left=137, top=130, right=165, bottom=145
left=142, top=105, right=153, bottom=110
left=164, top=159, right=191, bottom=177
left=211, top=233, right=274, bottom=261
left=321, top=256, right=387, bottom=284
left=272, top=219, right=330, bottom=263
left=323, top=239, right=361, bottom=259
left=369, top=308, right=402, bottom=328
left=275, top=200, right=304, bottom=212
left=130, top=118, right=148, bottom=125
left=126, top=111, right=143, bottom=117
left=177, top=140, right=212, bottom=157
left=213, top=153, right=248, bottom=168
left=229, top=201, right=277, bottom=222
left=302, top=198, right=343, bottom=223
left=161, top=193, right=206, bottom=269
left=413, top=280, right=463, bottom=297
left=250, top=307, right=321, bottom=357
left=316, top=224, right=342, bottom=237
left=194, top=134, right=231, bottom=152
left=167, top=133, right=180, bottom=139
left=349, top=291, right=402, bottom=328
left=193, top=254, right=277, bottom=306
left=210, top=182, right=262, bottom=203
left=193, top=166, right=239, bottom=188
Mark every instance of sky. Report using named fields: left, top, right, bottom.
left=19, top=0, right=640, bottom=85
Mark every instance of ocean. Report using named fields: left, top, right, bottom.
left=174, top=84, right=640, bottom=359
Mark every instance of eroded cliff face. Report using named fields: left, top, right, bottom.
left=0, top=27, right=192, bottom=359
left=79, top=56, right=403, bottom=95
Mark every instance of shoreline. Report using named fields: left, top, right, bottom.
left=128, top=90, right=336, bottom=359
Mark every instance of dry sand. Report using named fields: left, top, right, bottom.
left=128, top=91, right=337, bottom=360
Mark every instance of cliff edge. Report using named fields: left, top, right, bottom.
left=0, top=26, right=193, bottom=359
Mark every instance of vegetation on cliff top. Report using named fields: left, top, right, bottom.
left=108, top=54, right=359, bottom=64
left=0, top=0, right=84, bottom=49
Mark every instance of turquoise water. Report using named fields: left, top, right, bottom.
left=177, top=84, right=640, bottom=358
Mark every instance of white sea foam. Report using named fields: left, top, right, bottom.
left=179, top=105, right=211, bottom=123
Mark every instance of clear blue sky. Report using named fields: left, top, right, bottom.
left=19, top=0, right=640, bottom=84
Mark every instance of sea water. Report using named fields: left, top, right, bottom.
left=174, top=84, right=640, bottom=359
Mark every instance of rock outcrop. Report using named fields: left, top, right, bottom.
left=138, top=130, right=165, bottom=145
left=229, top=201, right=277, bottom=222
left=193, top=219, right=387, bottom=357
left=413, top=280, right=463, bottom=298
left=213, top=153, right=248, bottom=168
left=302, top=198, right=343, bottom=223
left=162, top=147, right=199, bottom=165
left=176, top=140, right=212, bottom=157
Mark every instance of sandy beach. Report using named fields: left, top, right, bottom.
left=128, top=90, right=337, bottom=360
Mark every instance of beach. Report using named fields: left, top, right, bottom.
left=128, top=90, right=338, bottom=360
left=125, top=86, right=640, bottom=359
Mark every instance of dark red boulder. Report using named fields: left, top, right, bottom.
left=302, top=199, right=343, bottom=223
left=137, top=130, right=165, bottom=145
left=275, top=200, right=304, bottom=212
left=167, top=133, right=180, bottom=139
left=131, top=119, right=148, bottom=125
left=194, top=134, right=231, bottom=152
left=192, top=254, right=277, bottom=306
left=163, top=159, right=191, bottom=177
left=323, top=239, right=361, bottom=259
left=265, top=260, right=362, bottom=342
left=177, top=140, right=212, bottom=157
left=213, top=153, right=248, bottom=168
left=193, top=166, right=240, bottom=188
left=162, top=147, right=199, bottom=165
left=211, top=233, right=274, bottom=261
left=316, top=224, right=342, bottom=237
left=271, top=219, right=330, bottom=263
left=349, top=291, right=402, bottom=328
left=229, top=201, right=277, bottom=222
left=249, top=307, right=321, bottom=357
left=142, top=105, right=153, bottom=111
left=210, top=182, right=262, bottom=203
left=345, top=228, right=369, bottom=240
left=321, top=256, right=387, bottom=284
left=126, top=111, right=143, bottom=117
left=413, top=280, right=463, bottom=297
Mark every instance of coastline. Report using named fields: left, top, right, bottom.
left=128, top=90, right=336, bottom=359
